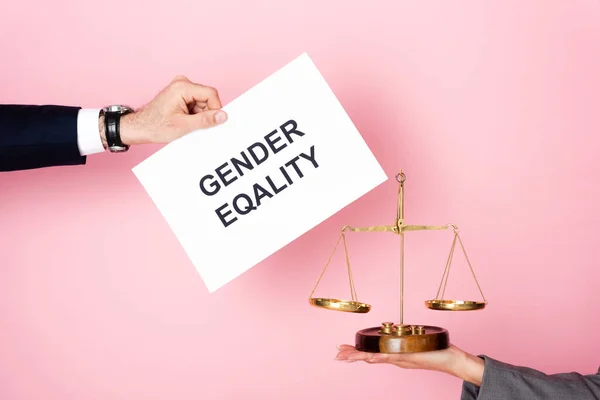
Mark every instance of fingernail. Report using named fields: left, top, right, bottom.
left=215, top=111, right=227, bottom=124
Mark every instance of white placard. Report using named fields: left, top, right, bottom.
left=133, top=53, right=387, bottom=293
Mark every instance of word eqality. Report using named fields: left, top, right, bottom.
left=199, top=120, right=319, bottom=227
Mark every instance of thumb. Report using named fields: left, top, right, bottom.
left=184, top=109, right=228, bottom=130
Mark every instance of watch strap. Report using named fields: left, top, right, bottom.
left=102, top=106, right=132, bottom=152
left=105, top=110, right=124, bottom=148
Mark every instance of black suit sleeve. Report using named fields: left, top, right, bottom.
left=0, top=104, right=86, bottom=171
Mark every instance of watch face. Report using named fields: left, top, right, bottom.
left=106, top=105, right=122, bottom=113
left=105, top=105, right=133, bottom=114
left=109, top=145, right=129, bottom=153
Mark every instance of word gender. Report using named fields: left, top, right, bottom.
left=198, top=119, right=320, bottom=227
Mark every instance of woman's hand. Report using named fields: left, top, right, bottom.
left=335, top=344, right=485, bottom=386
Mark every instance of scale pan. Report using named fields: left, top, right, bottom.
left=425, top=299, right=486, bottom=311
left=309, top=298, right=371, bottom=313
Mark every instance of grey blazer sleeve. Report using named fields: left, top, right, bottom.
left=460, top=356, right=600, bottom=400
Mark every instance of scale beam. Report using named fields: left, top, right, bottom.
left=401, top=224, right=456, bottom=232
left=342, top=225, right=396, bottom=233
left=341, top=224, right=457, bottom=234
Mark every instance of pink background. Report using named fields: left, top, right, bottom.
left=2, top=0, right=600, bottom=398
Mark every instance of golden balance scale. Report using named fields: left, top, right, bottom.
left=308, top=170, right=487, bottom=353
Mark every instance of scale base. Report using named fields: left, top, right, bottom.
left=355, top=323, right=449, bottom=353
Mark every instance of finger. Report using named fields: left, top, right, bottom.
left=335, top=349, right=357, bottom=360
left=183, top=109, right=228, bottom=131
left=191, top=103, right=207, bottom=114
left=335, top=345, right=358, bottom=358
left=336, top=348, right=376, bottom=363
left=336, top=353, right=360, bottom=363
left=345, top=351, right=374, bottom=361
left=337, top=352, right=379, bottom=363
left=349, top=353, right=391, bottom=364
left=339, top=348, right=394, bottom=364
left=171, top=75, right=190, bottom=84
left=176, top=81, right=223, bottom=110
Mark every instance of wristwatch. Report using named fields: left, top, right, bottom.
left=101, top=105, right=134, bottom=153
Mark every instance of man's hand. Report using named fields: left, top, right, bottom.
left=99, top=76, right=228, bottom=147
left=335, top=344, right=485, bottom=386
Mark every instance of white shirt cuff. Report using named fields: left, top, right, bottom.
left=77, top=108, right=105, bottom=156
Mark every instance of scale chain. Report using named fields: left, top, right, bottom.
left=456, top=233, right=486, bottom=302
left=308, top=233, right=343, bottom=299
left=435, top=231, right=486, bottom=303
left=436, top=233, right=457, bottom=300
left=308, top=232, right=359, bottom=302
left=342, top=234, right=358, bottom=301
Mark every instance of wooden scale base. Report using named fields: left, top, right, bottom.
left=356, top=324, right=449, bottom=353
left=308, top=171, right=488, bottom=354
